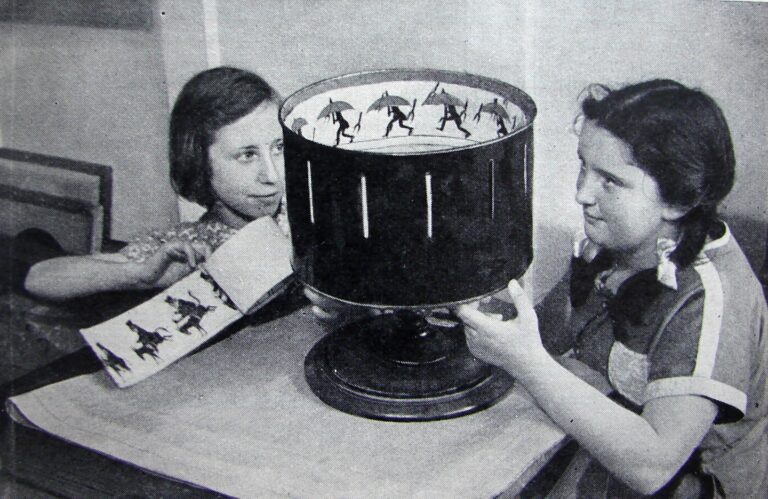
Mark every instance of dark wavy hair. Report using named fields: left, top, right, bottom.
left=169, top=67, right=280, bottom=208
left=580, top=79, right=735, bottom=267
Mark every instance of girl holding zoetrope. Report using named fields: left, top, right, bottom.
left=457, top=80, right=767, bottom=498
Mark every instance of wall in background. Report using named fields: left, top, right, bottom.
left=0, top=4, right=179, bottom=242
left=216, top=0, right=528, bottom=101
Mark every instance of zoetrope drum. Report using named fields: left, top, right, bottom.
left=280, top=69, right=537, bottom=420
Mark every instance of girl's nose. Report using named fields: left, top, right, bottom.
left=258, top=155, right=280, bottom=185
left=574, top=170, right=595, bottom=206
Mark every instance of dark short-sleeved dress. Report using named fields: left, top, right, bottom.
left=560, top=222, right=768, bottom=498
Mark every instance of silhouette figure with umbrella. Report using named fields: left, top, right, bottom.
left=368, top=91, right=414, bottom=137
left=473, top=98, right=512, bottom=137
left=318, top=98, right=355, bottom=146
left=424, top=84, right=471, bottom=138
left=291, top=117, right=308, bottom=137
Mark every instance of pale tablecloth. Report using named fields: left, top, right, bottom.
left=8, top=307, right=565, bottom=499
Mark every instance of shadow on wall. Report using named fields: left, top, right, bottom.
left=723, top=213, right=767, bottom=280
left=530, top=221, right=575, bottom=303
left=2, top=228, right=64, bottom=292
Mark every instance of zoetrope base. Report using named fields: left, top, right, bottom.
left=304, top=310, right=514, bottom=422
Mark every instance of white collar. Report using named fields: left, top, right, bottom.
left=655, top=237, right=679, bottom=290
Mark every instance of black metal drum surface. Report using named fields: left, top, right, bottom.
left=280, top=69, right=536, bottom=308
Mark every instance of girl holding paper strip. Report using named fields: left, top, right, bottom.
left=26, top=67, right=288, bottom=300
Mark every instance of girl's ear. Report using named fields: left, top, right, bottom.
left=661, top=203, right=689, bottom=222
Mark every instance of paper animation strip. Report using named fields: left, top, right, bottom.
left=80, top=217, right=293, bottom=388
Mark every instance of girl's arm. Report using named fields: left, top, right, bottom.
left=456, top=281, right=718, bottom=495
left=512, top=350, right=716, bottom=494
left=25, top=240, right=210, bottom=301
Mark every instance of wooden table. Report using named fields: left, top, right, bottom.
left=1, top=299, right=567, bottom=498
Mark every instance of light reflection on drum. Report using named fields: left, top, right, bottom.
left=280, top=69, right=536, bottom=307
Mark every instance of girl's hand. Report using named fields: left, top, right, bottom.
left=304, top=287, right=380, bottom=328
left=134, top=240, right=212, bottom=289
left=455, top=280, right=546, bottom=373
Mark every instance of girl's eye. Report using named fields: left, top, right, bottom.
left=236, top=150, right=258, bottom=163
left=272, top=140, right=284, bottom=155
left=602, top=175, right=621, bottom=189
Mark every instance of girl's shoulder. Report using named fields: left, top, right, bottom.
left=677, top=223, right=762, bottom=301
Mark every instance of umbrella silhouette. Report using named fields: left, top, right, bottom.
left=291, top=117, right=309, bottom=135
left=422, top=88, right=464, bottom=108
left=367, top=91, right=411, bottom=113
left=473, top=98, right=510, bottom=123
left=317, top=98, right=354, bottom=120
